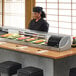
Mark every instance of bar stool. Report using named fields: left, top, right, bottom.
left=17, top=66, right=43, bottom=76
left=0, top=61, right=22, bottom=76
left=69, top=68, right=76, bottom=76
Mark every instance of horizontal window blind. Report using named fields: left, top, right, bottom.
left=36, top=0, right=76, bottom=36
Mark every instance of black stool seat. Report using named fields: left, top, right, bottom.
left=0, top=61, right=22, bottom=76
left=69, top=68, right=76, bottom=76
left=17, top=66, right=43, bottom=76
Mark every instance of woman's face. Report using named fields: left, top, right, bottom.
left=33, top=12, right=41, bottom=19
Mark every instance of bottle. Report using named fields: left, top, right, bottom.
left=73, top=37, right=76, bottom=44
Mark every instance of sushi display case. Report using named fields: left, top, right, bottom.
left=0, top=27, right=8, bottom=35
left=0, top=27, right=71, bottom=51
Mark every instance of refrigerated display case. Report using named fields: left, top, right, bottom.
left=0, top=27, right=71, bottom=51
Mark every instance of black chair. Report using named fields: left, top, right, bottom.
left=0, top=61, right=22, bottom=76
left=17, top=66, right=43, bottom=76
left=69, top=68, right=76, bottom=76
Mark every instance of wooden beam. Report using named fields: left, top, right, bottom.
left=2, top=0, right=4, bottom=26
left=25, top=0, right=35, bottom=29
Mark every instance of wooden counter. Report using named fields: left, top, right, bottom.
left=0, top=41, right=76, bottom=59
left=0, top=41, right=76, bottom=76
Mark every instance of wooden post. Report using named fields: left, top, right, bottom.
left=25, top=0, right=35, bottom=29
left=2, top=0, right=4, bottom=26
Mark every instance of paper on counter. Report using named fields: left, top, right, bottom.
left=0, top=42, right=7, bottom=45
left=37, top=50, right=48, bottom=53
left=16, top=46, right=28, bottom=49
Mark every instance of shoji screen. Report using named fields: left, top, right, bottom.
left=36, top=0, right=76, bottom=36
left=72, top=0, right=76, bottom=36
left=4, top=0, right=25, bottom=29
left=0, top=0, right=2, bottom=27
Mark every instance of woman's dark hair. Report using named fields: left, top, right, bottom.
left=33, top=7, right=46, bottom=18
left=41, top=11, right=46, bottom=18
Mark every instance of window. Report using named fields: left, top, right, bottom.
left=4, top=0, right=25, bottom=29
left=36, top=0, right=76, bottom=36
left=0, top=0, right=2, bottom=27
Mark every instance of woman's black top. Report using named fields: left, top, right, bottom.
left=29, top=18, right=49, bottom=32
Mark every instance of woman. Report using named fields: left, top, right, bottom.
left=28, top=7, right=49, bottom=32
